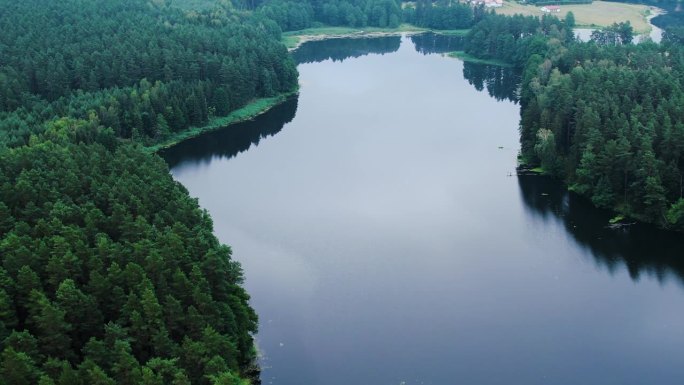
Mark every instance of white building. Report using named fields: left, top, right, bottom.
left=484, top=0, right=503, bottom=7
left=469, top=0, right=502, bottom=7
left=540, top=5, right=561, bottom=13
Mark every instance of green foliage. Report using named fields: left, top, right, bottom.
left=609, top=215, right=625, bottom=224
left=146, top=92, right=296, bottom=152
left=464, top=12, right=684, bottom=229
left=208, top=371, right=247, bottom=385
left=448, top=51, right=513, bottom=67
left=534, top=128, right=564, bottom=177
left=257, top=0, right=404, bottom=31
left=564, top=11, right=576, bottom=29
left=258, top=0, right=316, bottom=30
left=590, top=21, right=634, bottom=45
left=464, top=13, right=573, bottom=67
left=666, top=199, right=684, bottom=230
left=0, top=0, right=298, bottom=147
left=403, top=0, right=475, bottom=30
left=0, top=347, right=41, bottom=385
left=0, top=130, right=257, bottom=383
left=0, top=0, right=290, bottom=383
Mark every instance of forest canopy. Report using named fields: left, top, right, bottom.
left=0, top=121, right=258, bottom=385
left=462, top=12, right=684, bottom=230
left=0, top=0, right=298, bottom=147
left=254, top=0, right=482, bottom=31
left=0, top=0, right=301, bottom=383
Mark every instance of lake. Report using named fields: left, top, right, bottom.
left=162, top=35, right=684, bottom=385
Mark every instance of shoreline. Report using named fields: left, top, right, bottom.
left=283, top=3, right=660, bottom=51
left=154, top=4, right=662, bottom=156
left=287, top=30, right=423, bottom=51
left=575, top=5, right=666, bottom=37
left=283, top=25, right=470, bottom=51
left=145, top=89, right=299, bottom=153
left=644, top=6, right=665, bottom=40
left=446, top=51, right=513, bottom=67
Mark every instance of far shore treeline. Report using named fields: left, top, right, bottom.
left=255, top=0, right=480, bottom=31
left=1, top=0, right=684, bottom=384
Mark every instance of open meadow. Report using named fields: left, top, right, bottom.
left=495, top=0, right=655, bottom=33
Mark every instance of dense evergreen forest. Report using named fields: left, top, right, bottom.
left=0, top=0, right=301, bottom=383
left=254, top=0, right=480, bottom=31
left=462, top=12, right=684, bottom=230
left=0, top=0, right=298, bottom=148
left=253, top=0, right=403, bottom=30
left=0, top=122, right=258, bottom=385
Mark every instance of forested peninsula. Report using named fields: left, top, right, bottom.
left=461, top=12, right=684, bottom=230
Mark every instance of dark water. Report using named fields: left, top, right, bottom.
left=292, top=35, right=402, bottom=64
left=410, top=33, right=465, bottom=55
left=612, top=0, right=684, bottom=29
left=163, top=36, right=684, bottom=385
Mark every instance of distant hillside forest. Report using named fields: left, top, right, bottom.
left=254, top=0, right=482, bottom=31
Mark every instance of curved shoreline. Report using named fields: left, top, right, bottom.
left=283, top=25, right=470, bottom=51
left=146, top=89, right=299, bottom=153
left=286, top=30, right=426, bottom=51
left=643, top=6, right=665, bottom=41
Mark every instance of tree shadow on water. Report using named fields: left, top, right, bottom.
left=292, top=36, right=401, bottom=64
left=410, top=32, right=466, bottom=55
left=518, top=175, right=684, bottom=287
left=161, top=96, right=299, bottom=169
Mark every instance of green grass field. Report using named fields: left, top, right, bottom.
left=495, top=0, right=654, bottom=33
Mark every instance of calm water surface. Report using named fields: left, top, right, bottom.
left=163, top=35, right=684, bottom=385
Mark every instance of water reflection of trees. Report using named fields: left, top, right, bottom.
left=462, top=62, right=520, bottom=103
left=292, top=36, right=401, bottom=64
left=409, top=32, right=465, bottom=55
left=410, top=32, right=521, bottom=102
left=518, top=175, right=684, bottom=286
left=161, top=96, right=299, bottom=168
